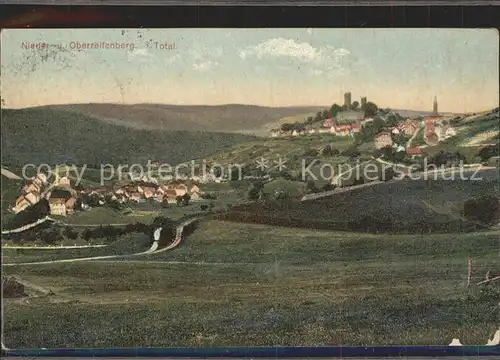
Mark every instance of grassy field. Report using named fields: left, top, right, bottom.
left=61, top=195, right=240, bottom=226
left=195, top=134, right=355, bottom=175
left=3, top=219, right=499, bottom=347
left=217, top=169, right=500, bottom=233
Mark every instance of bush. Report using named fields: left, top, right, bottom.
left=341, top=146, right=361, bottom=158
left=40, top=229, right=60, bottom=245
left=306, top=180, right=319, bottom=194
left=3, top=277, right=26, bottom=298
left=321, top=183, right=336, bottom=192
left=200, top=192, right=217, bottom=200
left=200, top=204, right=209, bottom=211
left=322, top=144, right=339, bottom=156
left=63, top=226, right=78, bottom=240
left=106, top=200, right=123, bottom=211
left=302, top=148, right=319, bottom=157
left=372, top=149, right=382, bottom=158
left=247, top=181, right=264, bottom=200
left=477, top=144, right=500, bottom=162
left=82, top=229, right=92, bottom=242
left=134, top=222, right=150, bottom=234
left=463, top=195, right=500, bottom=225
left=181, top=193, right=191, bottom=206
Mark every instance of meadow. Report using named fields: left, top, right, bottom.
left=3, top=220, right=499, bottom=348
left=216, top=169, right=500, bottom=234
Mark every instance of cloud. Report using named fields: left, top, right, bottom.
left=310, top=68, right=324, bottom=76
left=128, top=48, right=155, bottom=62
left=193, top=60, right=218, bottom=72
left=165, top=53, right=181, bottom=64
left=239, top=38, right=352, bottom=76
left=190, top=46, right=224, bottom=60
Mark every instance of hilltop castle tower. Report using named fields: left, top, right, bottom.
left=361, top=96, right=367, bottom=108
left=344, top=92, right=352, bottom=108
left=433, top=96, right=438, bottom=115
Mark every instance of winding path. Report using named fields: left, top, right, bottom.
left=3, top=245, right=107, bottom=249
left=1, top=216, right=56, bottom=235
left=2, top=217, right=199, bottom=267
left=1, top=167, right=23, bottom=180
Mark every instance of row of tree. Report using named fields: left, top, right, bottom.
left=4, top=217, right=181, bottom=245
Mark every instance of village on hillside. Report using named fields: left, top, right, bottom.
left=270, top=92, right=459, bottom=157
left=12, top=173, right=204, bottom=217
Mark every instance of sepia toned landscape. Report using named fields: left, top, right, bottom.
left=1, top=28, right=499, bottom=348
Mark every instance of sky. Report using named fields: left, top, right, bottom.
left=1, top=28, right=498, bottom=113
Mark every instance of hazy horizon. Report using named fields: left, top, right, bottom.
left=4, top=101, right=474, bottom=114
left=1, top=28, right=498, bottom=113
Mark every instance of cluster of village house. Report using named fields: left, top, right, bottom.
left=271, top=93, right=457, bottom=157
left=374, top=115, right=457, bottom=153
left=13, top=174, right=202, bottom=217
left=270, top=110, right=367, bottom=138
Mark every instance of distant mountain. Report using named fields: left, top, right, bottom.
left=1, top=108, right=257, bottom=167
left=31, top=103, right=325, bottom=137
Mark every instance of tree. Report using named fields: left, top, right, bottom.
left=463, top=195, right=500, bottom=225
left=63, top=226, right=78, bottom=240
left=393, top=133, right=411, bottom=146
left=181, top=193, right=191, bottom=206
left=280, top=123, right=295, bottom=132
left=293, top=122, right=305, bottom=131
left=321, top=183, right=336, bottom=192
left=306, top=116, right=314, bottom=125
left=303, top=148, right=319, bottom=157
left=372, top=149, right=382, bottom=158
left=322, top=144, right=333, bottom=156
left=341, top=146, right=360, bottom=158
left=330, top=104, right=342, bottom=118
left=322, top=109, right=330, bottom=119
left=82, top=229, right=92, bottom=242
left=351, top=101, right=359, bottom=110
left=314, top=111, right=323, bottom=122
left=176, top=195, right=183, bottom=206
left=364, top=102, right=378, bottom=117
left=393, top=149, right=406, bottom=162
left=372, top=116, right=385, bottom=129
left=201, top=204, right=209, bottom=211
left=247, top=181, right=264, bottom=200
left=477, top=145, right=500, bottom=162
left=306, top=180, right=319, bottom=194
left=280, top=170, right=293, bottom=180
left=380, top=145, right=394, bottom=160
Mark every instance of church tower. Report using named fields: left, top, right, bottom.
left=433, top=96, right=438, bottom=115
